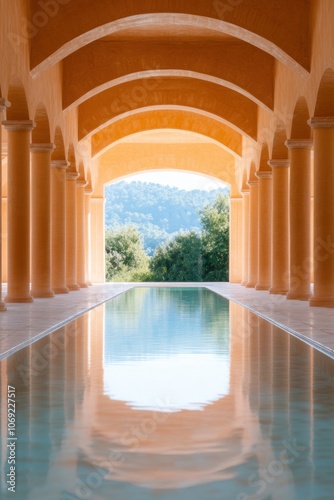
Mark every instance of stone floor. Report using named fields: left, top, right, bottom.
left=0, top=282, right=334, bottom=361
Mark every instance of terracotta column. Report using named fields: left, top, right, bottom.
left=245, top=179, right=258, bottom=288
left=91, top=197, right=105, bottom=283
left=241, top=189, right=250, bottom=286
left=85, top=189, right=93, bottom=286
left=76, top=179, right=88, bottom=288
left=229, top=197, right=243, bottom=283
left=308, top=118, right=334, bottom=307
left=51, top=161, right=69, bottom=294
left=286, top=140, right=313, bottom=300
left=3, top=120, right=35, bottom=303
left=0, top=99, right=10, bottom=310
left=268, top=159, right=290, bottom=295
left=31, top=144, right=55, bottom=298
left=256, top=170, right=272, bottom=290
left=66, top=171, right=80, bottom=291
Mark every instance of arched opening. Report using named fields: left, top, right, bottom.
left=314, top=68, right=334, bottom=117
left=32, top=103, right=51, bottom=144
left=6, top=76, right=29, bottom=121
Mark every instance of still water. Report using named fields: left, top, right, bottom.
left=0, top=287, right=334, bottom=499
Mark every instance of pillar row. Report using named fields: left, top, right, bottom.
left=3, top=120, right=35, bottom=303
left=286, top=140, right=313, bottom=301
left=268, top=159, right=290, bottom=295
left=245, top=180, right=258, bottom=288
left=256, top=170, right=272, bottom=291
left=241, top=189, right=250, bottom=286
left=308, top=117, right=334, bottom=307
left=51, top=161, right=69, bottom=295
left=66, top=171, right=80, bottom=291
left=0, top=99, right=10, bottom=311
left=31, top=144, right=55, bottom=298
left=91, top=197, right=105, bottom=283
left=76, top=180, right=88, bottom=288
left=85, top=189, right=93, bottom=286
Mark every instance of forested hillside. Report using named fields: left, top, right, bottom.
left=105, top=181, right=229, bottom=254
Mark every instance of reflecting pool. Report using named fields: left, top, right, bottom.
left=0, top=287, right=334, bottom=499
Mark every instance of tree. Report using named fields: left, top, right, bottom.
left=199, top=194, right=229, bottom=281
left=150, top=231, right=202, bottom=282
left=105, top=226, right=150, bottom=281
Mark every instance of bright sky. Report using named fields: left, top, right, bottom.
left=123, top=171, right=228, bottom=192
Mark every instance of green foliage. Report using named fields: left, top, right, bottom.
left=200, top=194, right=230, bottom=281
left=105, top=189, right=230, bottom=283
left=149, top=231, right=203, bottom=282
left=149, top=194, right=229, bottom=282
left=105, top=181, right=229, bottom=255
left=105, top=226, right=150, bottom=282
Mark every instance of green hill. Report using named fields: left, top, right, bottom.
left=105, top=181, right=229, bottom=255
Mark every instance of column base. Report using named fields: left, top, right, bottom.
left=5, top=295, right=34, bottom=303
left=31, top=290, right=55, bottom=299
left=67, top=284, right=81, bottom=291
left=245, top=282, right=256, bottom=288
left=286, top=291, right=311, bottom=301
left=53, top=287, right=69, bottom=295
left=79, top=283, right=89, bottom=289
left=0, top=301, right=7, bottom=311
left=269, top=287, right=288, bottom=295
left=86, top=281, right=93, bottom=286
left=255, top=284, right=270, bottom=291
left=309, top=296, right=334, bottom=308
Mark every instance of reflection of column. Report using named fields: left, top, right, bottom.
left=1, top=359, right=8, bottom=492
left=91, top=197, right=105, bottom=283
left=256, top=170, right=272, bottom=290
left=4, top=120, right=35, bottom=303
left=31, top=144, right=55, bottom=298
left=0, top=100, right=9, bottom=310
left=229, top=197, right=242, bottom=283
left=268, top=160, right=290, bottom=295
left=85, top=189, right=93, bottom=286
left=309, top=118, right=334, bottom=307
left=51, top=161, right=69, bottom=294
left=76, top=180, right=88, bottom=288
left=286, top=140, right=313, bottom=300
left=246, top=180, right=258, bottom=288
left=66, top=172, right=80, bottom=291
left=241, top=189, right=250, bottom=286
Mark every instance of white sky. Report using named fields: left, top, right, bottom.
left=123, top=171, right=228, bottom=192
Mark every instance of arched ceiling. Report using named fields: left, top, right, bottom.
left=94, top=142, right=238, bottom=196
left=91, top=110, right=242, bottom=158
left=30, top=1, right=310, bottom=77
left=78, top=78, right=258, bottom=141
left=28, top=0, right=311, bottom=189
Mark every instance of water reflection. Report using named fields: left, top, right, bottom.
left=104, top=288, right=230, bottom=411
left=0, top=289, right=333, bottom=499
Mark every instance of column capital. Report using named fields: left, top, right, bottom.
left=3, top=120, right=35, bottom=132
left=31, top=143, right=55, bottom=153
left=0, top=98, right=10, bottom=112
left=85, top=188, right=94, bottom=196
left=285, top=139, right=313, bottom=150
left=241, top=188, right=250, bottom=196
left=66, top=171, right=80, bottom=181
left=247, top=179, right=258, bottom=187
left=92, top=196, right=105, bottom=205
left=268, top=159, right=290, bottom=169
left=308, top=117, right=334, bottom=129
left=51, top=160, right=70, bottom=169
left=256, top=170, right=272, bottom=179
left=77, top=179, right=88, bottom=188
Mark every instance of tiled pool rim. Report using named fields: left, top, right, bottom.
left=0, top=282, right=334, bottom=361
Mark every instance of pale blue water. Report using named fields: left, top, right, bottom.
left=0, top=288, right=334, bottom=499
